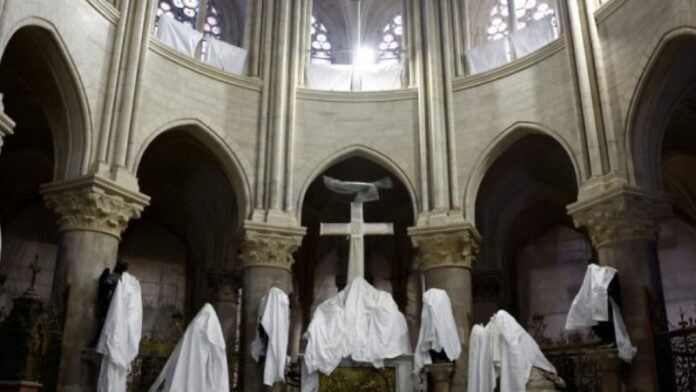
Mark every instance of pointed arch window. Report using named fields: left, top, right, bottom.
left=378, top=14, right=403, bottom=64
left=486, top=0, right=557, bottom=41
left=310, top=16, right=333, bottom=64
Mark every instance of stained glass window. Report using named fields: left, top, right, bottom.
left=203, top=3, right=223, bottom=40
left=310, top=16, right=333, bottom=63
left=486, top=0, right=557, bottom=41
left=156, top=0, right=200, bottom=28
left=378, top=14, right=403, bottom=63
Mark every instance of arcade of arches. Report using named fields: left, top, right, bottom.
left=1, top=0, right=696, bottom=391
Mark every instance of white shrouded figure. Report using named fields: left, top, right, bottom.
left=148, top=304, right=229, bottom=392
left=320, top=176, right=394, bottom=282
left=303, top=277, right=412, bottom=375
left=468, top=310, right=559, bottom=392
left=251, top=287, right=291, bottom=387
left=413, top=288, right=461, bottom=374
left=96, top=272, right=143, bottom=392
left=565, top=264, right=637, bottom=362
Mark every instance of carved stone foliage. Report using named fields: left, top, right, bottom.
left=568, top=188, right=671, bottom=247
left=238, top=223, right=305, bottom=270
left=41, top=175, right=150, bottom=239
left=409, top=224, right=480, bottom=271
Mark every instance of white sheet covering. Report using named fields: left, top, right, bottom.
left=303, top=277, right=411, bottom=375
left=359, top=63, right=404, bottom=91
left=466, top=37, right=510, bottom=75
left=566, top=264, right=637, bottom=362
left=148, top=304, right=229, bottom=392
left=250, top=287, right=290, bottom=386
left=468, top=310, right=557, bottom=392
left=204, top=38, right=248, bottom=74
left=510, top=17, right=556, bottom=58
left=413, top=288, right=461, bottom=374
left=96, top=272, right=143, bottom=392
left=156, top=15, right=203, bottom=57
left=306, top=63, right=352, bottom=91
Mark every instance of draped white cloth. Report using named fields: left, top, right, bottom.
left=468, top=310, right=557, bottom=392
left=306, top=63, right=352, bottom=91
left=148, top=304, right=229, bottom=392
left=303, top=277, right=411, bottom=375
left=510, top=16, right=556, bottom=58
left=466, top=37, right=510, bottom=75
left=359, top=63, right=404, bottom=91
left=96, top=272, right=143, bottom=392
left=250, top=287, right=290, bottom=386
left=156, top=15, right=203, bottom=57
left=322, top=176, right=392, bottom=203
left=566, top=264, right=637, bottom=362
left=204, top=38, right=248, bottom=74
left=413, top=288, right=461, bottom=374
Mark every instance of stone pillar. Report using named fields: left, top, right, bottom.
left=568, top=187, right=671, bottom=392
left=409, top=222, right=480, bottom=391
left=0, top=93, right=16, bottom=155
left=426, top=363, right=453, bottom=392
left=239, top=221, right=304, bottom=392
left=40, top=175, right=149, bottom=392
left=207, top=269, right=242, bottom=387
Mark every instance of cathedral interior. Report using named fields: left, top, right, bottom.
left=0, top=0, right=695, bottom=391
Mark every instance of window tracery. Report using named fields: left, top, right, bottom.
left=156, top=0, right=223, bottom=40
left=378, top=14, right=403, bottom=64
left=486, top=0, right=557, bottom=41
left=310, top=16, right=333, bottom=64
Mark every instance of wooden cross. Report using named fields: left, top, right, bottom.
left=320, top=202, right=393, bottom=282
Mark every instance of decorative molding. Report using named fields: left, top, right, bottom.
left=85, top=0, right=120, bottom=25
left=238, top=221, right=306, bottom=271
left=568, top=187, right=672, bottom=247
left=296, top=87, right=419, bottom=103
left=594, top=0, right=629, bottom=24
left=408, top=223, right=481, bottom=271
left=0, top=93, right=16, bottom=155
left=150, top=39, right=263, bottom=92
left=452, top=38, right=566, bottom=92
left=40, top=174, right=150, bottom=239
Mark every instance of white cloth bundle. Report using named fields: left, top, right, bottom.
left=204, top=38, right=248, bottom=74
left=510, top=16, right=556, bottom=58
left=303, top=277, right=412, bottom=375
left=148, top=304, right=229, bottom=392
left=96, top=272, right=143, bottom=392
left=156, top=15, right=203, bottom=57
left=468, top=310, right=557, bottom=392
left=359, top=62, right=404, bottom=91
left=306, top=63, right=352, bottom=91
left=466, top=37, right=510, bottom=75
left=413, top=288, right=461, bottom=374
left=565, top=264, right=637, bottom=362
left=250, top=287, right=290, bottom=386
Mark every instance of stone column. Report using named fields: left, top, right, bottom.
left=207, top=269, right=242, bottom=387
left=0, top=93, right=16, bottom=154
left=239, top=221, right=305, bottom=392
left=409, top=222, right=480, bottom=391
left=40, top=175, right=149, bottom=392
left=568, top=187, right=671, bottom=392
left=426, top=363, right=454, bottom=392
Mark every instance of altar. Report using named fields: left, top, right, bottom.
left=301, top=355, right=414, bottom=392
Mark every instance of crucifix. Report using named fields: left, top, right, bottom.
left=319, top=176, right=394, bottom=282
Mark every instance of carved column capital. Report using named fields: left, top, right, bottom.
left=408, top=223, right=481, bottom=271
left=41, top=174, right=150, bottom=239
left=0, top=93, right=16, bottom=155
left=567, top=187, right=671, bottom=247
left=238, top=221, right=306, bottom=271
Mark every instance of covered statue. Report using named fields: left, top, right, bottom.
left=251, top=287, right=291, bottom=387
left=413, top=288, right=461, bottom=374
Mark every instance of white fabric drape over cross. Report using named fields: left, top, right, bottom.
left=96, top=272, right=143, bottom=392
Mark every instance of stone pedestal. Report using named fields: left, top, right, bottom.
left=409, top=222, right=480, bottom=391
left=426, top=363, right=453, bottom=392
left=569, top=186, right=671, bottom=392
left=239, top=221, right=304, bottom=392
left=0, top=93, right=16, bottom=155
left=41, top=175, right=149, bottom=392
